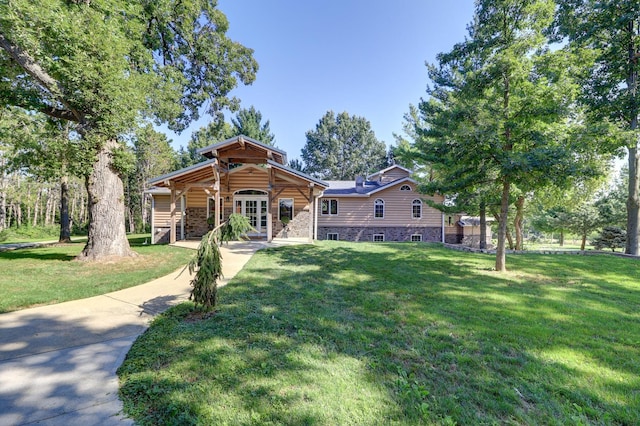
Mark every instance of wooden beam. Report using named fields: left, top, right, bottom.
left=170, top=184, right=176, bottom=244
left=267, top=166, right=275, bottom=241
left=308, top=186, right=314, bottom=242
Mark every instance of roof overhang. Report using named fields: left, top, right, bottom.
left=147, top=158, right=218, bottom=188
left=197, top=135, right=288, bottom=165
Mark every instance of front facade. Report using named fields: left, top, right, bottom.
left=147, top=136, right=488, bottom=246
left=316, top=165, right=446, bottom=242
left=147, top=136, right=327, bottom=244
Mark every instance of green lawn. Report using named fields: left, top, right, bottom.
left=118, top=241, right=640, bottom=425
left=0, top=236, right=194, bottom=313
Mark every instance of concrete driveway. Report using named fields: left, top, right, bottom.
left=0, top=241, right=271, bottom=426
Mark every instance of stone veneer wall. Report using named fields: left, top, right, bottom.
left=445, top=234, right=464, bottom=244
left=185, top=207, right=208, bottom=239
left=275, top=209, right=310, bottom=239
left=153, top=225, right=181, bottom=244
left=318, top=226, right=442, bottom=242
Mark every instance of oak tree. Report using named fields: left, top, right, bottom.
left=0, top=0, right=257, bottom=260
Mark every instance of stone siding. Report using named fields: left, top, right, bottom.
left=318, top=226, right=442, bottom=242
left=445, top=234, right=463, bottom=244
left=185, top=207, right=208, bottom=239
left=276, top=208, right=311, bottom=239
left=153, top=225, right=180, bottom=244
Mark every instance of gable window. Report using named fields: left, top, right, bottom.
left=279, top=198, right=294, bottom=222
left=412, top=199, right=422, bottom=219
left=374, top=199, right=385, bottom=218
left=373, top=233, right=385, bottom=242
left=400, top=184, right=412, bottom=191
left=326, top=233, right=339, bottom=240
left=321, top=199, right=338, bottom=215
left=411, top=234, right=422, bottom=242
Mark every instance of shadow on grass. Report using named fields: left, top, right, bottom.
left=119, top=242, right=640, bottom=425
left=0, top=249, right=76, bottom=262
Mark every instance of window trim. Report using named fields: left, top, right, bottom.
left=412, top=199, right=422, bottom=219
left=373, top=233, right=385, bottom=242
left=278, top=198, right=294, bottom=222
left=321, top=199, right=339, bottom=216
left=411, top=234, right=423, bottom=242
left=374, top=198, right=385, bottom=219
left=326, top=232, right=339, bottom=241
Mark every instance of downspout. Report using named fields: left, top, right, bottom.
left=314, top=191, right=323, bottom=240
left=441, top=212, right=445, bottom=243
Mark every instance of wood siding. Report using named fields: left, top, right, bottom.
left=318, top=183, right=443, bottom=228
left=378, top=168, right=410, bottom=184
left=153, top=194, right=183, bottom=227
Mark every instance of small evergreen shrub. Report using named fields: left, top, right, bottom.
left=592, top=226, right=626, bottom=252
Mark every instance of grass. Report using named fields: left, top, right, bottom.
left=0, top=236, right=194, bottom=313
left=118, top=241, right=640, bottom=425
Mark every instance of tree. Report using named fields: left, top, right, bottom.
left=1, top=108, right=88, bottom=242
left=412, top=0, right=599, bottom=271
left=592, top=226, right=627, bottom=252
left=179, top=120, right=233, bottom=167
left=565, top=202, right=602, bottom=250
left=554, top=1, right=640, bottom=255
left=229, top=106, right=275, bottom=145
left=301, top=111, right=387, bottom=180
left=125, top=124, right=178, bottom=232
left=0, top=0, right=257, bottom=260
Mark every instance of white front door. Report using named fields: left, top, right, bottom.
left=235, top=196, right=268, bottom=234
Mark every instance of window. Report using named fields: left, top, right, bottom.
left=373, top=233, right=385, bottom=242
left=279, top=198, right=294, bottom=222
left=321, top=199, right=338, bottom=215
left=412, top=199, right=422, bottom=219
left=326, top=233, right=339, bottom=241
left=374, top=199, right=385, bottom=218
left=411, top=234, right=422, bottom=242
left=400, top=184, right=412, bottom=191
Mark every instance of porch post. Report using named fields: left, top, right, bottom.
left=169, top=183, right=176, bottom=244
left=214, top=160, right=221, bottom=229
left=267, top=165, right=273, bottom=242
left=308, top=185, right=314, bottom=242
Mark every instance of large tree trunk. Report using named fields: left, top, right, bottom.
left=479, top=200, right=487, bottom=250
left=59, top=176, right=71, bottom=243
left=514, top=195, right=525, bottom=251
left=626, top=143, right=640, bottom=255
left=78, top=139, right=136, bottom=260
left=495, top=179, right=510, bottom=272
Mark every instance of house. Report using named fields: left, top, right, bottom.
left=316, top=165, right=447, bottom=242
left=147, top=135, right=328, bottom=244
left=146, top=135, right=489, bottom=245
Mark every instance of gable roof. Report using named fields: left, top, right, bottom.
left=366, top=164, right=412, bottom=180
left=147, top=158, right=218, bottom=187
left=323, top=176, right=417, bottom=197
left=266, top=160, right=329, bottom=188
left=197, top=135, right=287, bottom=165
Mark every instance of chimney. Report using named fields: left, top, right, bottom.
left=355, top=176, right=365, bottom=193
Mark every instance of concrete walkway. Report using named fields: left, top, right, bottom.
left=0, top=240, right=282, bottom=426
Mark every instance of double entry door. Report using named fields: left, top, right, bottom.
left=235, top=195, right=268, bottom=235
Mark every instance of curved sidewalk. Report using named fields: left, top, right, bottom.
left=0, top=241, right=266, bottom=426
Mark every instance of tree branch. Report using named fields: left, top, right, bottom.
left=0, top=32, right=83, bottom=123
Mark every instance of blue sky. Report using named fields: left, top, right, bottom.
left=163, top=1, right=476, bottom=161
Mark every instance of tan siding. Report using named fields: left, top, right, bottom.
left=318, top=184, right=443, bottom=227
left=152, top=195, right=183, bottom=227
left=227, top=168, right=269, bottom=193
left=186, top=189, right=208, bottom=208
left=379, top=169, right=410, bottom=183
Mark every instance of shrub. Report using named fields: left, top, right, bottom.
left=592, top=226, right=626, bottom=252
